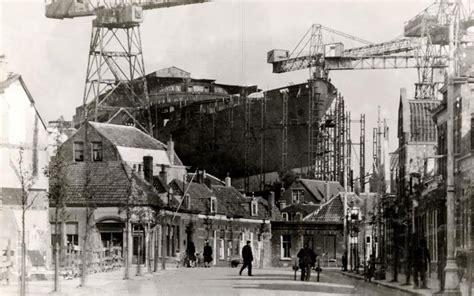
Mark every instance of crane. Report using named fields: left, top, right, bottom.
left=267, top=0, right=472, bottom=179
left=45, top=0, right=208, bottom=133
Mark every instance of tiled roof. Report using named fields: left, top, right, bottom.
left=407, top=100, right=440, bottom=142
left=62, top=161, right=162, bottom=207
left=299, top=179, right=343, bottom=202
left=89, top=122, right=166, bottom=150
left=281, top=204, right=319, bottom=216
left=212, top=186, right=247, bottom=217
left=304, top=195, right=343, bottom=223
left=171, top=180, right=214, bottom=213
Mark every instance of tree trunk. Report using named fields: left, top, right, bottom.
left=20, top=208, right=26, bottom=296
left=54, top=205, right=60, bottom=292
left=124, top=218, right=130, bottom=279
left=80, top=209, right=90, bottom=287
left=161, top=224, right=166, bottom=270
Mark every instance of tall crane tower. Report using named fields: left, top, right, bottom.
left=267, top=0, right=472, bottom=180
left=45, top=0, right=207, bottom=133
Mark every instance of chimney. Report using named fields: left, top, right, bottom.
left=198, top=170, right=203, bottom=184
left=167, top=135, right=175, bottom=165
left=143, top=156, right=153, bottom=183
left=279, top=200, right=286, bottom=210
left=225, top=173, right=231, bottom=187
left=268, top=191, right=275, bottom=219
left=159, top=164, right=167, bottom=184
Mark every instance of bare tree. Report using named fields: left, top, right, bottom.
left=44, top=134, right=70, bottom=292
left=15, top=148, right=40, bottom=296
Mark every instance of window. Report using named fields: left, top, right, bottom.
left=187, top=86, right=193, bottom=93
left=138, top=164, right=142, bottom=172
left=210, top=197, right=217, bottom=213
left=227, top=240, right=232, bottom=258
left=282, top=212, right=288, bottom=221
left=454, top=97, right=462, bottom=154
left=66, top=222, right=79, bottom=246
left=281, top=235, right=291, bottom=259
left=74, top=141, right=84, bottom=162
left=251, top=201, right=258, bottom=216
left=294, top=212, right=302, bottom=221
left=471, top=117, right=474, bottom=150
left=92, top=142, right=103, bottom=161
left=219, top=239, right=225, bottom=259
left=292, top=189, right=304, bottom=203
left=183, top=194, right=190, bottom=210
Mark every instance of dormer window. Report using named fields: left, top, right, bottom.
left=292, top=189, right=304, bottom=203
left=282, top=212, right=289, bottom=221
left=251, top=200, right=258, bottom=216
left=73, top=141, right=84, bottom=162
left=210, top=196, right=217, bottom=213
left=91, top=142, right=103, bottom=161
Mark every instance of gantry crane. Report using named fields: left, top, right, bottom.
left=267, top=0, right=472, bottom=180
left=45, top=0, right=207, bottom=133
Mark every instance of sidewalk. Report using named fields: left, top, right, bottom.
left=1, top=266, right=175, bottom=296
left=342, top=270, right=473, bottom=296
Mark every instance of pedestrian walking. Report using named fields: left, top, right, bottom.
left=365, top=254, right=375, bottom=282
left=239, top=241, right=253, bottom=276
left=187, top=241, right=196, bottom=268
left=203, top=241, right=213, bottom=268
left=414, top=238, right=430, bottom=289
left=297, top=244, right=316, bottom=281
left=342, top=251, right=348, bottom=271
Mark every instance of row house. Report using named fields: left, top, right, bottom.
left=385, top=87, right=441, bottom=279
left=53, top=121, right=274, bottom=270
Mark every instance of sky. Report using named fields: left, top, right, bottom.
left=1, top=0, right=440, bottom=164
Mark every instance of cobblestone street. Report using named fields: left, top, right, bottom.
left=3, top=267, right=411, bottom=296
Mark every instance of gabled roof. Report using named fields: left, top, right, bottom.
left=304, top=195, right=343, bottom=223
left=61, top=161, right=162, bottom=207
left=298, top=179, right=343, bottom=202
left=407, top=100, right=440, bottom=142
left=171, top=180, right=214, bottom=213
left=0, top=74, right=47, bottom=131
left=89, top=122, right=166, bottom=150
left=398, top=92, right=440, bottom=143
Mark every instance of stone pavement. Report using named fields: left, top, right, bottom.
left=342, top=270, right=473, bottom=296
left=2, top=266, right=412, bottom=296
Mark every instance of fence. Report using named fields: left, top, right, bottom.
left=58, top=243, right=123, bottom=279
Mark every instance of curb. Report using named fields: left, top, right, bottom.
left=341, top=271, right=426, bottom=296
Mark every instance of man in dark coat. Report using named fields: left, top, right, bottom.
left=203, top=241, right=213, bottom=268
left=239, top=241, right=253, bottom=276
left=297, top=244, right=316, bottom=281
left=414, top=238, right=431, bottom=289
left=187, top=241, right=196, bottom=267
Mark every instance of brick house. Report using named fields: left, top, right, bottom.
left=54, top=121, right=275, bottom=269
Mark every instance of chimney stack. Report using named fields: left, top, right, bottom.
left=198, top=170, right=203, bottom=184
left=268, top=191, right=275, bottom=220
left=225, top=173, right=231, bottom=187
left=167, top=135, right=175, bottom=165
left=143, top=156, right=153, bottom=183
left=159, top=164, right=168, bottom=184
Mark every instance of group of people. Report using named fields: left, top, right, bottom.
left=360, top=238, right=431, bottom=288
left=184, top=241, right=213, bottom=268
left=297, top=244, right=318, bottom=281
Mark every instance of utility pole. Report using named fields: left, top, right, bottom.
left=442, top=6, right=461, bottom=295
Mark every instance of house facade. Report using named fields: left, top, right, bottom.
left=0, top=73, right=51, bottom=277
